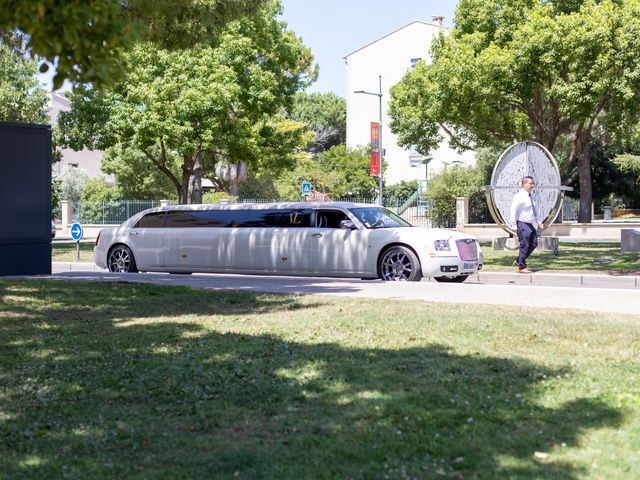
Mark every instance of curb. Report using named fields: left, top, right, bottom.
left=53, top=262, right=106, bottom=272
left=468, top=271, right=640, bottom=289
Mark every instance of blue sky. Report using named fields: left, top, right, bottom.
left=278, top=0, right=460, bottom=97
left=43, top=1, right=459, bottom=93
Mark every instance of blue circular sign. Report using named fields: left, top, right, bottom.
left=70, top=222, right=84, bottom=241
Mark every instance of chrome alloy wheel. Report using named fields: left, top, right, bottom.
left=379, top=246, right=422, bottom=282
left=108, top=245, right=138, bottom=273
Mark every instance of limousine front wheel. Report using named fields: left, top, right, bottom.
left=379, top=246, right=422, bottom=282
left=108, top=245, right=138, bottom=273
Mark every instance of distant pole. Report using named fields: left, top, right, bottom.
left=355, top=76, right=384, bottom=205
left=377, top=75, right=383, bottom=206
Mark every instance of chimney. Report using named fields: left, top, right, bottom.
left=431, top=15, right=444, bottom=27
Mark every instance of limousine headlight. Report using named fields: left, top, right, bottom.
left=433, top=239, right=450, bottom=251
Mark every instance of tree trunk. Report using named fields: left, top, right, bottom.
left=189, top=155, right=203, bottom=204
left=179, top=163, right=191, bottom=204
left=178, top=177, right=190, bottom=204
left=574, top=126, right=593, bottom=223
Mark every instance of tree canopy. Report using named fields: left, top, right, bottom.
left=57, top=3, right=314, bottom=204
left=291, top=92, right=346, bottom=152
left=389, top=0, right=640, bottom=222
left=266, top=145, right=378, bottom=200
left=99, top=145, right=177, bottom=200
left=0, top=36, right=47, bottom=123
left=0, top=0, right=269, bottom=88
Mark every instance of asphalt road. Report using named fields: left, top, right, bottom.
left=34, top=262, right=640, bottom=316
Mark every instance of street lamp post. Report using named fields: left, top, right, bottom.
left=442, top=159, right=464, bottom=170
left=355, top=75, right=383, bottom=205
left=422, top=156, right=433, bottom=193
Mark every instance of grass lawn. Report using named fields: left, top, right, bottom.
left=52, top=242, right=95, bottom=263
left=481, top=242, right=640, bottom=275
left=1, top=280, right=639, bottom=479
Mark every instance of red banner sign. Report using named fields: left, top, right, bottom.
left=370, top=122, right=381, bottom=177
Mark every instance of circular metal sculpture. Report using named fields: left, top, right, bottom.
left=485, top=141, right=572, bottom=235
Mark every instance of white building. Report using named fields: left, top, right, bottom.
left=345, top=16, right=474, bottom=187
left=47, top=91, right=105, bottom=179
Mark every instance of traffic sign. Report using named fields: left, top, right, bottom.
left=301, top=182, right=312, bottom=195
left=70, top=222, right=84, bottom=241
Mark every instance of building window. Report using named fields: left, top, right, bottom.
left=410, top=58, right=422, bottom=69
left=68, top=163, right=79, bottom=168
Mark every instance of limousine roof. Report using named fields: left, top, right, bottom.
left=124, top=201, right=378, bottom=226
left=145, top=201, right=374, bottom=213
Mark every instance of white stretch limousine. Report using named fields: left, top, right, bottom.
left=94, top=202, right=483, bottom=282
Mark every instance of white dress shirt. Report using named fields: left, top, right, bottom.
left=509, top=189, right=542, bottom=229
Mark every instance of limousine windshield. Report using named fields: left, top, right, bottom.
left=348, top=207, right=411, bottom=229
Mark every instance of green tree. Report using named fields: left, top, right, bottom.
left=0, top=0, right=269, bottom=88
left=0, top=36, right=47, bottom=123
left=291, top=92, right=346, bottom=152
left=272, top=145, right=378, bottom=199
left=78, top=177, right=125, bottom=224
left=100, top=145, right=178, bottom=200
left=389, top=0, right=640, bottom=223
left=58, top=166, right=89, bottom=202
left=202, top=191, right=238, bottom=204
left=81, top=178, right=122, bottom=203
left=384, top=180, right=419, bottom=200
left=51, top=176, right=61, bottom=218
left=612, top=154, right=640, bottom=184
left=426, top=165, right=483, bottom=227
left=57, top=3, right=314, bottom=204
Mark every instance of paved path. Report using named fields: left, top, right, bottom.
left=32, top=262, right=640, bottom=316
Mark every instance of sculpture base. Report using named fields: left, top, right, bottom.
left=493, top=236, right=559, bottom=255
left=621, top=228, right=640, bottom=253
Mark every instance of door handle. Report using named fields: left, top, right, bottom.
left=312, top=233, right=323, bottom=238
left=130, top=230, right=139, bottom=235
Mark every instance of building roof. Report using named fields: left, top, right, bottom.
left=46, top=91, right=71, bottom=125
left=343, top=20, right=449, bottom=59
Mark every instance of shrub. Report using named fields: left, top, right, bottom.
left=202, top=191, right=238, bottom=204
left=426, top=166, right=483, bottom=227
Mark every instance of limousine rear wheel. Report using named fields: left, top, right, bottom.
left=379, top=246, right=422, bottom=282
left=108, top=245, right=138, bottom=273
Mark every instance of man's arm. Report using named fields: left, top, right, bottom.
left=509, top=192, right=520, bottom=231
left=534, top=194, right=544, bottom=229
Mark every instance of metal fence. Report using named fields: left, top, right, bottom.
left=468, top=195, right=581, bottom=224
left=562, top=197, right=579, bottom=221
left=73, top=200, right=170, bottom=224
left=54, top=193, right=624, bottom=227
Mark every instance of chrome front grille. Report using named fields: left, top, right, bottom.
left=455, top=239, right=478, bottom=261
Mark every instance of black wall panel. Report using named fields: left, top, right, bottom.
left=0, top=122, right=52, bottom=275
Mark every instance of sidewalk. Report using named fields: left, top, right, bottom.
left=52, top=262, right=640, bottom=290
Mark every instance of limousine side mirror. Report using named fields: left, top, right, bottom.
left=339, top=219, right=356, bottom=229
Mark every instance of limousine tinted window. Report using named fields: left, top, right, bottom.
left=316, top=210, right=349, bottom=228
left=135, top=212, right=166, bottom=228
left=164, top=208, right=312, bottom=228
left=165, top=210, right=230, bottom=228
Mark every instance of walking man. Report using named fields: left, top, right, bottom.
left=509, top=176, right=544, bottom=273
